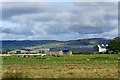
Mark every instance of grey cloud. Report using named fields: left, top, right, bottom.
left=2, top=2, right=118, bottom=40
left=2, top=26, right=34, bottom=36
left=2, top=2, right=66, bottom=20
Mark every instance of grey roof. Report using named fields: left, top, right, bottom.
left=49, top=48, right=61, bottom=52
left=71, top=45, right=95, bottom=48
left=49, top=47, right=70, bottom=52
left=69, top=47, right=94, bottom=53
left=49, top=45, right=99, bottom=53
left=21, top=49, right=32, bottom=51
left=68, top=45, right=99, bottom=52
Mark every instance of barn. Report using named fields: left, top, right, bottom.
left=52, top=48, right=72, bottom=55
left=47, top=48, right=72, bottom=55
left=68, top=45, right=99, bottom=54
left=47, top=48, right=62, bottom=55
left=7, top=49, right=28, bottom=54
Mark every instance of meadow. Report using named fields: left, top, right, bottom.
left=1, top=54, right=119, bottom=78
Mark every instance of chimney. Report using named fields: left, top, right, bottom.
left=102, top=44, right=104, bottom=46
left=106, top=44, right=108, bottom=46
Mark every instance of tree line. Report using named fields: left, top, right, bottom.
left=107, top=37, right=120, bottom=52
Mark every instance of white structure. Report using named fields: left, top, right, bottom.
left=58, top=50, right=63, bottom=55
left=0, top=54, right=11, bottom=56
left=97, top=44, right=107, bottom=52
left=30, top=50, right=39, bottom=53
left=7, top=49, right=28, bottom=54
left=106, top=44, right=108, bottom=46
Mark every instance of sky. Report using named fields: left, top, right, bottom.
left=1, top=2, right=118, bottom=41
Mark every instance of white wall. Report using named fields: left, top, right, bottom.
left=98, top=45, right=107, bottom=52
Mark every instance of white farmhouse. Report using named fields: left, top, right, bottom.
left=97, top=44, right=108, bottom=52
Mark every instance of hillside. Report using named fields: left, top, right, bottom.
left=1, top=40, right=59, bottom=51
left=65, top=38, right=112, bottom=45
left=1, top=38, right=112, bottom=52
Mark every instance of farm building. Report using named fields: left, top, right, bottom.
left=7, top=44, right=107, bottom=55
left=7, top=49, right=28, bottom=54
left=29, top=49, right=39, bottom=54
left=47, top=45, right=99, bottom=55
left=30, top=48, right=49, bottom=54
left=53, top=48, right=72, bottom=55
left=39, top=50, right=46, bottom=54
left=47, top=48, right=62, bottom=55
left=7, top=48, right=48, bottom=54
left=68, top=45, right=99, bottom=54
left=21, top=49, right=33, bottom=53
left=98, top=44, right=108, bottom=52
left=30, top=48, right=48, bottom=54
left=47, top=48, right=72, bottom=55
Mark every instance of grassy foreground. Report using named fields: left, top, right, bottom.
left=2, top=54, right=119, bottom=78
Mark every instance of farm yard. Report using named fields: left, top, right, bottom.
left=1, top=54, right=119, bottom=79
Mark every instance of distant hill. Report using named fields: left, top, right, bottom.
left=1, top=40, right=59, bottom=51
left=1, top=38, right=112, bottom=52
left=65, top=38, right=112, bottom=45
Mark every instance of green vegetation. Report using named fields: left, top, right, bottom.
left=107, top=37, right=120, bottom=52
left=2, top=54, right=118, bottom=78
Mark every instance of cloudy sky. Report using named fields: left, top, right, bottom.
left=1, top=2, right=118, bottom=40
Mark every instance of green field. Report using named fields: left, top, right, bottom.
left=2, top=54, right=119, bottom=78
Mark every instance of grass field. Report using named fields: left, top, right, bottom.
left=1, top=54, right=119, bottom=78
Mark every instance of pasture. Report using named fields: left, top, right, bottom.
left=1, top=54, right=119, bottom=78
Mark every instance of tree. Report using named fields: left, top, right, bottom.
left=107, top=37, right=120, bottom=52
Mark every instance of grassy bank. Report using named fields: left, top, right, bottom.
left=2, top=54, right=119, bottom=78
